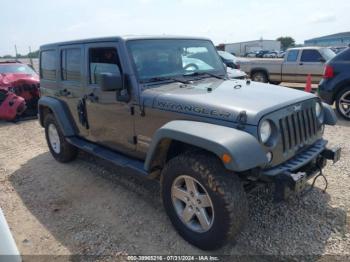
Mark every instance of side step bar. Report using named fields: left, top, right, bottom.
left=66, top=137, right=148, bottom=177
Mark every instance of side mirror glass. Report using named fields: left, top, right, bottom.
left=97, top=68, right=123, bottom=91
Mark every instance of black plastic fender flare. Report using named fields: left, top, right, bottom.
left=38, top=96, right=78, bottom=136
left=144, top=120, right=267, bottom=172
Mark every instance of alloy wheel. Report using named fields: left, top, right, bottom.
left=171, top=175, right=214, bottom=233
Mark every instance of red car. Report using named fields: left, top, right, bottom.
left=0, top=61, right=40, bottom=121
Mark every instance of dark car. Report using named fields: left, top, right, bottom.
left=318, top=48, right=350, bottom=120
left=217, top=50, right=240, bottom=69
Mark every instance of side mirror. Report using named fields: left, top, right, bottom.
left=97, top=70, right=123, bottom=91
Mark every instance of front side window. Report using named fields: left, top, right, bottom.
left=61, top=48, right=81, bottom=82
left=41, top=50, right=57, bottom=80
left=89, top=47, right=121, bottom=84
left=300, top=50, right=322, bottom=62
left=286, top=50, right=299, bottom=62
left=127, top=39, right=225, bottom=82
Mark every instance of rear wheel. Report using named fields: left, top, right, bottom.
left=335, top=87, right=350, bottom=120
left=161, top=152, right=248, bottom=250
left=251, top=71, right=268, bottom=83
left=44, top=114, right=78, bottom=162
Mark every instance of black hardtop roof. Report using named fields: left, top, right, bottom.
left=40, top=35, right=211, bottom=50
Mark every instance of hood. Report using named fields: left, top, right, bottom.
left=142, top=79, right=315, bottom=125
left=0, top=73, right=39, bottom=88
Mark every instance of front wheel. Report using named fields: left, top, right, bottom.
left=44, top=114, right=78, bottom=162
left=161, top=152, right=248, bottom=250
left=335, top=87, right=350, bottom=120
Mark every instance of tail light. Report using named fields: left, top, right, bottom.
left=323, top=65, right=334, bottom=79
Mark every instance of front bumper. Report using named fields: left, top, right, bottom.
left=261, top=140, right=341, bottom=201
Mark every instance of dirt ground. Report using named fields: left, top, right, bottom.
left=0, top=117, right=349, bottom=261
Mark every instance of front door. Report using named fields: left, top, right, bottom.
left=297, top=49, right=325, bottom=83
left=83, top=43, right=135, bottom=154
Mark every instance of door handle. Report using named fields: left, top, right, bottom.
left=60, top=89, right=71, bottom=96
left=86, top=93, right=99, bottom=103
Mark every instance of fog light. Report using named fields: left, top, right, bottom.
left=266, top=152, right=273, bottom=163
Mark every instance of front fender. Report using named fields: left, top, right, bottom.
left=144, top=120, right=267, bottom=172
left=322, top=102, right=337, bottom=126
left=38, top=96, right=77, bottom=136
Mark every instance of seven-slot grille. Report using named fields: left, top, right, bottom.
left=279, top=106, right=319, bottom=153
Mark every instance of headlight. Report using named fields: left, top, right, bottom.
left=259, top=120, right=272, bottom=144
left=315, top=102, right=322, bottom=118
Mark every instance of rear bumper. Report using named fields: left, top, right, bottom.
left=261, top=140, right=341, bottom=201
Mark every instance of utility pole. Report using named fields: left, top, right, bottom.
left=14, top=45, right=18, bottom=60
left=28, top=46, right=33, bottom=66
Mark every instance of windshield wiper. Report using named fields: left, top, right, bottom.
left=183, top=71, right=226, bottom=80
left=141, top=76, right=190, bottom=84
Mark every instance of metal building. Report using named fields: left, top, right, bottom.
left=304, top=32, right=350, bottom=47
left=221, top=40, right=281, bottom=56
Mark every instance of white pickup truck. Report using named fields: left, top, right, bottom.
left=238, top=47, right=336, bottom=84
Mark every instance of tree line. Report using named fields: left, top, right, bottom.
left=0, top=50, right=39, bottom=59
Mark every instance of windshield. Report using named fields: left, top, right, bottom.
left=127, top=39, right=226, bottom=82
left=320, top=48, right=336, bottom=61
left=0, top=64, right=37, bottom=76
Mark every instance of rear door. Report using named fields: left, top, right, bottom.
left=281, top=49, right=299, bottom=82
left=83, top=42, right=135, bottom=155
left=58, top=45, right=89, bottom=137
left=297, top=49, right=325, bottom=83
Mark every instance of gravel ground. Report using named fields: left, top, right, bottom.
left=0, top=117, right=349, bottom=261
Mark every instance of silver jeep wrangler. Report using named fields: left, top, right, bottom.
left=38, top=36, right=341, bottom=250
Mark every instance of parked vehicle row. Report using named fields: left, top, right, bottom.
left=243, top=50, right=284, bottom=58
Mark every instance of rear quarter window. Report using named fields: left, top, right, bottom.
left=300, top=50, right=322, bottom=62
left=334, top=48, right=350, bottom=62
left=40, top=50, right=57, bottom=80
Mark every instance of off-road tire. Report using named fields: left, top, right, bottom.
left=335, top=86, right=350, bottom=120
left=161, top=151, right=248, bottom=250
left=44, top=114, right=78, bottom=162
left=251, top=71, right=268, bottom=83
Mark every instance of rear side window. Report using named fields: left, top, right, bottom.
left=286, top=50, right=299, bottom=62
left=61, top=48, right=81, bottom=82
left=40, top=50, right=57, bottom=80
left=301, top=50, right=322, bottom=62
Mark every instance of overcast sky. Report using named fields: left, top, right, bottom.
left=1, top=0, right=349, bottom=55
